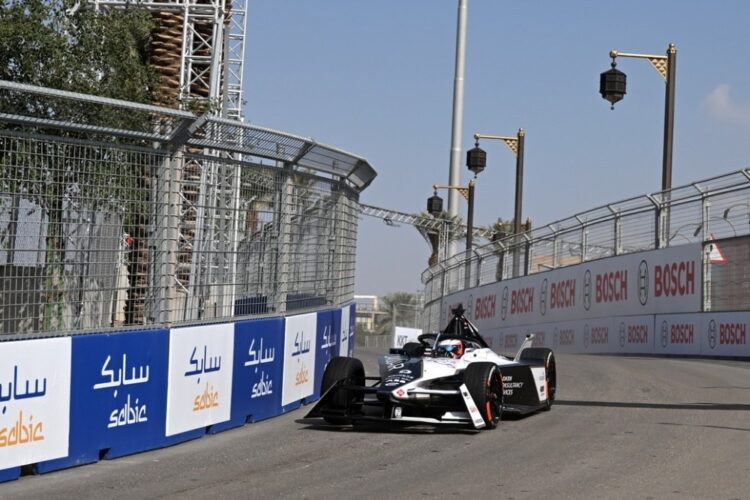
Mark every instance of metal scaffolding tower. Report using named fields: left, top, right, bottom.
left=91, top=0, right=246, bottom=120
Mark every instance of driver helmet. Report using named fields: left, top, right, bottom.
left=437, top=339, right=464, bottom=359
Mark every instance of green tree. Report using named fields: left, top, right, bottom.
left=0, top=0, right=157, bottom=115
left=0, top=0, right=159, bottom=330
left=374, top=292, right=420, bottom=336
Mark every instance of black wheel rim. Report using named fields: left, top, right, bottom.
left=485, top=367, right=502, bottom=423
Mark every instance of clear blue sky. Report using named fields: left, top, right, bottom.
left=244, top=1, right=750, bottom=296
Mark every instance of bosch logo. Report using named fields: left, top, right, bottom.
left=551, top=279, right=576, bottom=309
left=654, top=261, right=696, bottom=297
left=708, top=320, right=717, bottom=349
left=501, top=287, right=509, bottom=320
left=540, top=279, right=548, bottom=316
left=619, top=322, right=626, bottom=348
left=638, top=260, right=649, bottom=305
left=583, top=270, right=592, bottom=311
left=584, top=324, right=590, bottom=349
left=719, top=323, right=747, bottom=345
left=661, top=321, right=668, bottom=348
left=474, top=294, right=496, bottom=321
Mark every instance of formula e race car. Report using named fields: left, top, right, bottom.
left=306, top=306, right=556, bottom=430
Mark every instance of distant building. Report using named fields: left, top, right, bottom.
left=354, top=295, right=386, bottom=333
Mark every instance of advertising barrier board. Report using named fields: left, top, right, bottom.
left=313, top=310, right=338, bottom=400
left=38, top=329, right=170, bottom=472
left=445, top=244, right=702, bottom=329
left=0, top=338, right=71, bottom=471
left=166, top=324, right=234, bottom=436
left=223, top=318, right=284, bottom=427
left=281, top=312, right=317, bottom=408
left=699, top=312, right=750, bottom=357
left=392, top=327, right=423, bottom=348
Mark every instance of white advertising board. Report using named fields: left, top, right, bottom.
left=580, top=317, right=616, bottom=353
left=166, top=324, right=234, bottom=436
left=550, top=320, right=583, bottom=354
left=282, top=313, right=317, bottom=406
left=699, top=312, right=750, bottom=357
left=0, top=337, right=71, bottom=470
left=612, top=315, right=655, bottom=354
left=654, top=314, right=701, bottom=356
left=445, top=244, right=702, bottom=329
left=392, top=327, right=423, bottom=348
left=339, top=306, right=350, bottom=357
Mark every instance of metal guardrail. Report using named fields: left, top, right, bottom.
left=0, top=81, right=376, bottom=339
left=422, top=169, right=750, bottom=330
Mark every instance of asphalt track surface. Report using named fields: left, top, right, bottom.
left=3, top=347, right=750, bottom=500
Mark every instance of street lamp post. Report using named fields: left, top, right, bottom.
left=428, top=149, right=485, bottom=289
left=600, top=43, right=677, bottom=246
left=473, top=129, right=525, bottom=276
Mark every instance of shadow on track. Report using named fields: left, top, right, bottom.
left=294, top=418, right=481, bottom=435
left=556, top=399, right=750, bottom=411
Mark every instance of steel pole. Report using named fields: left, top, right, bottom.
left=662, top=43, right=676, bottom=193
left=465, top=179, right=475, bottom=288
left=447, top=0, right=469, bottom=258
left=661, top=43, right=676, bottom=247
left=513, top=128, right=525, bottom=277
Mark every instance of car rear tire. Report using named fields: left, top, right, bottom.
left=519, top=347, right=556, bottom=410
left=463, top=362, right=503, bottom=429
left=320, top=356, right=365, bottom=424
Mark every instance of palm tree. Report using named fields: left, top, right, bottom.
left=374, top=292, right=420, bottom=336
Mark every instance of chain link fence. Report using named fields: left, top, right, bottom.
left=422, top=169, right=750, bottom=331
left=0, top=81, right=375, bottom=340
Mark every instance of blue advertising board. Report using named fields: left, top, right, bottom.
left=36, top=328, right=205, bottom=473
left=312, top=310, right=338, bottom=400
left=212, top=318, right=285, bottom=432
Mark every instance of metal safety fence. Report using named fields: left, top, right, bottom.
left=422, top=169, right=750, bottom=331
left=0, top=81, right=376, bottom=340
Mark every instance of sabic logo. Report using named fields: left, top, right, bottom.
left=584, top=324, right=590, bottom=349
left=540, top=279, right=548, bottom=316
left=619, top=322, right=626, bottom=348
left=708, top=319, right=717, bottom=350
left=501, top=287, right=509, bottom=320
left=661, top=320, right=669, bottom=348
left=638, top=260, right=649, bottom=305
left=583, top=270, right=592, bottom=311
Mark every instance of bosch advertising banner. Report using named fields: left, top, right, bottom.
left=613, top=316, right=655, bottom=354
left=655, top=314, right=701, bottom=355
left=281, top=312, right=317, bottom=407
left=550, top=321, right=582, bottom=353
left=445, top=244, right=702, bottom=329
left=166, top=324, right=234, bottom=436
left=227, top=318, right=284, bottom=425
left=0, top=337, right=71, bottom=471
left=313, top=310, right=338, bottom=399
left=701, top=312, right=750, bottom=356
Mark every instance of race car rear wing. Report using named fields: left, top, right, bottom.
left=439, top=305, right=490, bottom=348
left=513, top=334, right=536, bottom=362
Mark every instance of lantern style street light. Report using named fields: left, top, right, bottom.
left=472, top=129, right=525, bottom=276
left=428, top=146, right=486, bottom=287
left=600, top=43, right=677, bottom=194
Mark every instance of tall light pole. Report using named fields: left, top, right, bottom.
left=600, top=43, right=677, bottom=247
left=446, top=0, right=469, bottom=258
left=428, top=148, right=485, bottom=289
left=472, top=129, right=525, bottom=276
